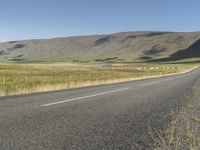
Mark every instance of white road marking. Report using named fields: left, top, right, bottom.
left=140, top=73, right=188, bottom=85
left=139, top=81, right=161, bottom=86
left=163, top=78, right=174, bottom=81
left=41, top=87, right=129, bottom=107
left=163, top=77, right=180, bottom=81
left=165, top=75, right=186, bottom=80
left=41, top=70, right=191, bottom=107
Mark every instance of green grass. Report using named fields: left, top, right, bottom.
left=168, top=58, right=200, bottom=64
left=0, top=62, right=197, bottom=96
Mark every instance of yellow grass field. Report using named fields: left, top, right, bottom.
left=0, top=62, right=197, bottom=96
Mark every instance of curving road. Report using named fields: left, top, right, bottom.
left=0, top=67, right=200, bottom=150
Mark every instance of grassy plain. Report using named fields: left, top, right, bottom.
left=0, top=62, right=197, bottom=96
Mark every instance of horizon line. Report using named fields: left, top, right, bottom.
left=1, top=30, right=200, bottom=43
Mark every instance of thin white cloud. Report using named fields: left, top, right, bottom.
left=0, top=39, right=6, bottom=43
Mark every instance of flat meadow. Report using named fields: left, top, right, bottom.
left=0, top=62, right=197, bottom=96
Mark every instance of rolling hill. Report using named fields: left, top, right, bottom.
left=0, top=31, right=200, bottom=63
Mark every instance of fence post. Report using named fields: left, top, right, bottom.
left=26, top=76, right=28, bottom=83
left=3, top=76, right=5, bottom=86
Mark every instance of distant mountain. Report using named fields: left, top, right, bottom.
left=0, top=31, right=200, bottom=63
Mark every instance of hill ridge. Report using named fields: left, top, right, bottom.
left=0, top=31, right=200, bottom=63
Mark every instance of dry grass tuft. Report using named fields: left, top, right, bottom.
left=153, top=97, right=200, bottom=150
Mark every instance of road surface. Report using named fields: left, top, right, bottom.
left=0, top=67, right=200, bottom=150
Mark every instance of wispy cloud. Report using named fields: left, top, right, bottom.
left=0, top=39, right=6, bottom=43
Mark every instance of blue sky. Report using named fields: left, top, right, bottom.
left=0, top=0, right=200, bottom=41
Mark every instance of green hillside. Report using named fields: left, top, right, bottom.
left=0, top=31, right=200, bottom=63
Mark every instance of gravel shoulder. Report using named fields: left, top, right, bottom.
left=154, top=74, right=200, bottom=150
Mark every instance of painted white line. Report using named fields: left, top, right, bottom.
left=163, top=78, right=174, bottom=81
left=165, top=75, right=186, bottom=80
left=139, top=81, right=161, bottom=86
left=163, top=76, right=182, bottom=81
left=41, top=87, right=129, bottom=107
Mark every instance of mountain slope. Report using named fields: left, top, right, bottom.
left=169, top=39, right=200, bottom=60
left=0, top=32, right=200, bottom=63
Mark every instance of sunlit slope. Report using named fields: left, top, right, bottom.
left=0, top=31, right=200, bottom=62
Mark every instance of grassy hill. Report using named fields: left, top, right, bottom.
left=0, top=31, right=200, bottom=63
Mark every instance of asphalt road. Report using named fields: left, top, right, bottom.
left=0, top=67, right=200, bottom=150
